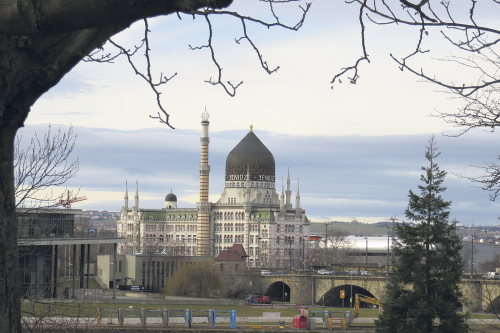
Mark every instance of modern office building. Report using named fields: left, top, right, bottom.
left=17, top=208, right=127, bottom=298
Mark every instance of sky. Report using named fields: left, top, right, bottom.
left=19, top=1, right=500, bottom=225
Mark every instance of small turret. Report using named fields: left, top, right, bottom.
left=134, top=180, right=139, bottom=208
left=295, top=179, right=301, bottom=212
left=124, top=180, right=129, bottom=209
left=286, top=168, right=292, bottom=209
left=280, top=178, right=285, bottom=217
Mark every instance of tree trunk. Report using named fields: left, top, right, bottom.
left=0, top=115, right=22, bottom=333
left=0, top=28, right=125, bottom=333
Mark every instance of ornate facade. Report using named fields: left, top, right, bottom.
left=117, top=108, right=310, bottom=267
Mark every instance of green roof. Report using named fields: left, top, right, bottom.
left=252, top=211, right=275, bottom=221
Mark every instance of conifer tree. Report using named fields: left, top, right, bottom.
left=375, top=136, right=468, bottom=333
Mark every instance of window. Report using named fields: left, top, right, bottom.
left=235, top=264, right=239, bottom=271
left=250, top=236, right=254, bottom=243
left=277, top=225, right=280, bottom=232
left=188, top=235, right=192, bottom=243
left=276, top=236, right=280, bottom=244
left=299, top=225, right=303, bottom=233
left=220, top=264, right=224, bottom=272
left=176, top=235, right=179, bottom=242
left=193, top=235, right=197, bottom=243
left=250, top=247, right=254, bottom=255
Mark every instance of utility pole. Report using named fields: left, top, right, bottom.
left=471, top=234, right=474, bottom=276
left=324, top=222, right=328, bottom=267
left=365, top=237, right=368, bottom=271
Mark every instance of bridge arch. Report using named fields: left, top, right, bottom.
left=265, top=281, right=291, bottom=302
left=318, top=284, right=376, bottom=307
left=314, top=277, right=385, bottom=304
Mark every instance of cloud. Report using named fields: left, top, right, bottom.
left=15, top=124, right=500, bottom=225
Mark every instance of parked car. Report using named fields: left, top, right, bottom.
left=348, top=270, right=359, bottom=276
left=261, top=270, right=272, bottom=276
left=329, top=270, right=338, bottom=275
left=274, top=270, right=288, bottom=274
left=317, top=269, right=330, bottom=275
left=360, top=270, right=372, bottom=276
left=482, top=272, right=500, bottom=280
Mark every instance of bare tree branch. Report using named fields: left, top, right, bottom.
left=14, top=125, right=79, bottom=209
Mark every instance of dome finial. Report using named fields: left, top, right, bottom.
left=249, top=125, right=253, bottom=133
left=201, top=106, right=210, bottom=122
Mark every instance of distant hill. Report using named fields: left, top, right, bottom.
left=309, top=221, right=391, bottom=236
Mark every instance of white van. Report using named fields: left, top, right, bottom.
left=482, top=272, right=500, bottom=280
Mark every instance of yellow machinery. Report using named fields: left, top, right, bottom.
left=354, top=294, right=383, bottom=318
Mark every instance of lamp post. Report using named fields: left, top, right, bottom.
left=364, top=237, right=368, bottom=271
left=387, top=227, right=391, bottom=276
left=471, top=234, right=474, bottom=276
left=350, top=270, right=353, bottom=308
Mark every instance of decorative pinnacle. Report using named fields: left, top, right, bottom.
left=249, top=125, right=253, bottom=133
left=201, top=106, right=210, bottom=122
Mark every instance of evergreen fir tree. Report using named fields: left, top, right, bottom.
left=375, top=136, right=468, bottom=333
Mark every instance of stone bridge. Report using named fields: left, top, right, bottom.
left=261, top=275, right=500, bottom=312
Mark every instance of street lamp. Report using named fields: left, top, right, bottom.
left=364, top=237, right=368, bottom=271
left=471, top=234, right=474, bottom=276
left=350, top=270, right=353, bottom=308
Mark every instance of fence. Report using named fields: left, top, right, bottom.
left=97, top=307, right=237, bottom=329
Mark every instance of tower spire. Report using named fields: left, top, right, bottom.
left=134, top=180, right=139, bottom=208
left=280, top=178, right=285, bottom=211
left=286, top=168, right=292, bottom=209
left=296, top=178, right=300, bottom=212
left=124, top=180, right=129, bottom=208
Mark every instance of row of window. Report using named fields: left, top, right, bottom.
left=276, top=236, right=301, bottom=244
left=215, top=235, right=244, bottom=243
left=214, top=212, right=245, bottom=220
left=226, top=182, right=274, bottom=189
left=214, top=223, right=246, bottom=232
left=142, top=224, right=197, bottom=232
left=144, top=234, right=198, bottom=243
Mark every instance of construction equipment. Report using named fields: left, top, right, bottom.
left=60, top=190, right=87, bottom=209
left=354, top=294, right=383, bottom=318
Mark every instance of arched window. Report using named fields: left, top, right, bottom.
left=276, top=236, right=280, bottom=244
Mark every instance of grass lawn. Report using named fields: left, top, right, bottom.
left=21, top=301, right=377, bottom=318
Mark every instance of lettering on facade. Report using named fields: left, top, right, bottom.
left=227, top=174, right=276, bottom=182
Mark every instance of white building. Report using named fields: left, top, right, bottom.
left=117, top=108, right=310, bottom=268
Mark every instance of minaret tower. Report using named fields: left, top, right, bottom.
left=133, top=180, right=139, bottom=220
left=124, top=181, right=129, bottom=209
left=295, top=179, right=301, bottom=217
left=280, top=178, right=285, bottom=217
left=197, top=107, right=211, bottom=256
left=286, top=169, right=292, bottom=209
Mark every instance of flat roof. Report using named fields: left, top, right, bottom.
left=18, top=237, right=128, bottom=246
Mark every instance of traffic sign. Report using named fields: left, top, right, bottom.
left=340, top=290, right=345, bottom=299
